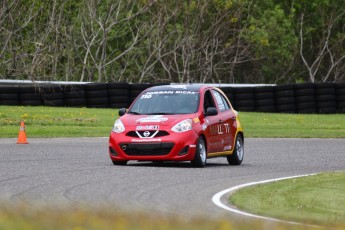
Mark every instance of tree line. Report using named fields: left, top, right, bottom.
left=1, top=0, right=345, bottom=84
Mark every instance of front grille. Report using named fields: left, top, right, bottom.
left=120, top=142, right=174, bottom=156
left=126, top=131, right=169, bottom=138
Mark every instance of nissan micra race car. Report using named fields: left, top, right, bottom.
left=109, top=85, right=244, bottom=167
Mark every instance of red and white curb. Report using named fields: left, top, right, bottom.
left=212, top=174, right=319, bottom=226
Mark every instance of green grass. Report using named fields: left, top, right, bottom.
left=239, top=112, right=345, bottom=138
left=1, top=106, right=345, bottom=138
left=0, top=106, right=116, bottom=138
left=230, top=172, right=345, bottom=225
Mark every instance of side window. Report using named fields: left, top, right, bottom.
left=203, top=90, right=216, bottom=113
left=212, top=90, right=230, bottom=112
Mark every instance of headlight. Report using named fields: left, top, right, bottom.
left=112, top=119, right=125, bottom=133
left=171, top=119, right=192, bottom=132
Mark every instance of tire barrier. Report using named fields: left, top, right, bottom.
left=275, top=84, right=296, bottom=113
left=233, top=87, right=256, bottom=112
left=108, top=83, right=130, bottom=108
left=336, top=83, right=345, bottom=113
left=41, top=85, right=65, bottom=107
left=0, top=82, right=344, bottom=114
left=84, top=83, right=109, bottom=108
left=315, top=83, right=337, bottom=114
left=294, top=83, right=317, bottom=114
left=0, top=85, right=20, bottom=105
left=254, top=86, right=276, bottom=113
left=64, top=85, right=87, bottom=107
left=19, top=85, right=42, bottom=106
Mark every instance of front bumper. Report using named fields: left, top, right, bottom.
left=109, top=130, right=198, bottom=162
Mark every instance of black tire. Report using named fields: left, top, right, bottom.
left=276, top=104, right=296, bottom=113
left=296, top=101, right=317, bottom=109
left=44, top=99, right=65, bottom=107
left=0, top=100, right=19, bottom=105
left=109, top=96, right=130, bottom=103
left=235, top=93, right=255, bottom=101
left=108, top=89, right=130, bottom=96
left=107, top=82, right=129, bottom=89
left=0, top=93, right=19, bottom=100
left=112, top=160, right=128, bottom=166
left=296, top=96, right=315, bottom=103
left=65, top=98, right=87, bottom=107
left=295, top=83, right=315, bottom=96
left=237, top=105, right=256, bottom=112
left=21, top=100, right=42, bottom=106
left=336, top=83, right=345, bottom=95
left=227, top=134, right=244, bottom=165
left=276, top=97, right=295, bottom=104
left=191, top=136, right=207, bottom=167
left=276, top=90, right=295, bottom=98
left=236, top=99, right=255, bottom=107
left=256, top=105, right=276, bottom=113
left=109, top=103, right=130, bottom=108
left=86, top=90, right=108, bottom=98
left=64, top=90, right=86, bottom=99
left=0, top=85, right=20, bottom=93
left=317, top=95, right=336, bottom=102
left=256, top=99, right=275, bottom=107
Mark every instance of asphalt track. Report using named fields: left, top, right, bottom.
left=0, top=137, right=344, bottom=220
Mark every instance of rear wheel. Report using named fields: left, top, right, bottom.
left=112, top=160, right=128, bottom=166
left=191, top=136, right=207, bottom=167
left=227, top=134, right=244, bottom=165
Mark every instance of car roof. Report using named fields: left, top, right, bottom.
left=146, top=84, right=209, bottom=92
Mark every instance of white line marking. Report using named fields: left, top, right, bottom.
left=212, top=174, right=320, bottom=226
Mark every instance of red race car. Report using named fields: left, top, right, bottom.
left=108, top=84, right=244, bottom=167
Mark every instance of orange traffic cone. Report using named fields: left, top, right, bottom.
left=17, top=121, right=28, bottom=144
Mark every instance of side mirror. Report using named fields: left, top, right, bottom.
left=118, top=108, right=127, bottom=117
left=205, top=107, right=218, bottom=116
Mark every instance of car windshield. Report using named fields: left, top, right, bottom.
left=128, top=90, right=200, bottom=115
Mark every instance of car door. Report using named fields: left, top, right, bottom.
left=202, top=90, right=224, bottom=153
left=211, top=89, right=236, bottom=152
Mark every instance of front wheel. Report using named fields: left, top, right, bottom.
left=227, top=134, right=244, bottom=165
left=191, top=136, right=207, bottom=167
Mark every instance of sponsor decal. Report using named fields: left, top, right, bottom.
left=189, top=144, right=196, bottom=148
left=136, top=125, right=159, bottom=130
left=210, top=123, right=230, bottom=135
left=224, top=145, right=232, bottom=151
left=137, top=115, right=168, bottom=123
left=174, top=91, right=198, bottom=94
left=193, top=117, right=200, bottom=123
left=131, top=138, right=162, bottom=142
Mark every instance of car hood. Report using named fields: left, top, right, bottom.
left=121, top=114, right=194, bottom=127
